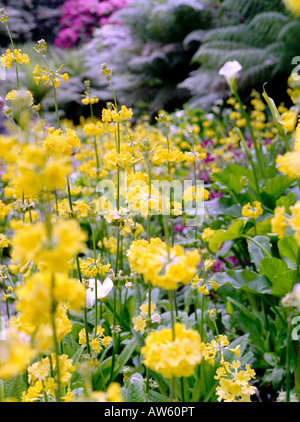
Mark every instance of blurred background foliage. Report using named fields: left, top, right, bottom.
left=1, top=0, right=300, bottom=121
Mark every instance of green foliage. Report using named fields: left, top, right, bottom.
left=81, top=0, right=217, bottom=117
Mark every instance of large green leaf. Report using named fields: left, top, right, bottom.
left=259, top=257, right=296, bottom=296
left=276, top=192, right=296, bottom=213
left=278, top=236, right=299, bottom=267
left=247, top=235, right=272, bottom=270
left=212, top=270, right=272, bottom=294
left=112, top=337, right=138, bottom=380
left=263, top=175, right=292, bottom=199
left=127, top=373, right=145, bottom=402
left=211, top=164, right=253, bottom=194
left=209, top=218, right=247, bottom=252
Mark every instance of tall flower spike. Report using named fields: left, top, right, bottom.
left=0, top=8, right=8, bottom=26
left=34, top=39, right=48, bottom=56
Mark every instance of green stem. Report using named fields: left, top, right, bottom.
left=241, top=234, right=271, bottom=258
left=170, top=376, right=175, bottom=403
left=76, top=254, right=91, bottom=355
left=286, top=311, right=292, bottom=402
left=52, top=83, right=60, bottom=129
left=145, top=282, right=152, bottom=401
left=236, top=127, right=261, bottom=200
left=180, top=378, right=185, bottom=402
left=6, top=27, right=19, bottom=89
left=233, top=85, right=264, bottom=178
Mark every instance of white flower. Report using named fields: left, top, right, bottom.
left=293, top=283, right=300, bottom=299
left=125, top=281, right=133, bottom=288
left=151, top=313, right=161, bottom=324
left=85, top=276, right=114, bottom=307
left=219, top=60, right=242, bottom=86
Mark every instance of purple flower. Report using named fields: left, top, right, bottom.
left=55, top=0, right=130, bottom=48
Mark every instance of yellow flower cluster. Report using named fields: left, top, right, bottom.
left=127, top=238, right=200, bottom=290
left=33, top=64, right=69, bottom=88
left=102, top=105, right=133, bottom=123
left=204, top=334, right=240, bottom=365
left=141, top=323, right=204, bottom=378
left=191, top=275, right=219, bottom=296
left=215, top=361, right=256, bottom=402
left=272, top=201, right=300, bottom=245
left=90, top=382, right=123, bottom=402
left=132, top=301, right=160, bottom=334
left=1, top=48, right=29, bottom=69
left=43, top=127, right=81, bottom=157
left=242, top=201, right=263, bottom=219
left=103, top=150, right=134, bottom=170
left=276, top=120, right=300, bottom=179
left=11, top=219, right=87, bottom=272
left=16, top=273, right=85, bottom=324
left=0, top=325, right=35, bottom=379
left=78, top=326, right=112, bottom=355
left=22, top=354, right=75, bottom=402
left=79, top=254, right=111, bottom=278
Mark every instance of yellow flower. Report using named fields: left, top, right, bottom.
left=83, top=122, right=104, bottom=136
left=1, top=48, right=29, bottom=69
left=283, top=0, right=300, bottom=16
left=127, top=238, right=200, bottom=290
left=27, top=357, right=50, bottom=384
left=139, top=301, right=156, bottom=316
left=202, top=228, right=215, bottom=242
left=198, top=285, right=210, bottom=295
left=43, top=127, right=80, bottom=157
left=91, top=383, right=123, bottom=402
left=106, top=383, right=123, bottom=402
left=0, top=326, right=35, bottom=379
left=21, top=381, right=43, bottom=402
left=281, top=110, right=298, bottom=132
left=242, top=201, right=263, bottom=219
left=5, top=89, right=33, bottom=107
left=277, top=151, right=300, bottom=178
left=62, top=389, right=74, bottom=402
left=289, top=201, right=300, bottom=245
left=11, top=219, right=87, bottom=272
left=132, top=315, right=147, bottom=334
left=141, top=323, right=204, bottom=378
left=0, top=233, right=10, bottom=248
left=215, top=361, right=256, bottom=402
left=271, top=206, right=288, bottom=239
left=33, top=63, right=68, bottom=87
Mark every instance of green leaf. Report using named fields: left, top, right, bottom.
left=276, top=192, right=296, bottom=213
left=246, top=216, right=272, bottom=236
left=259, top=257, right=296, bottom=296
left=263, top=175, right=292, bottom=199
left=124, top=295, right=135, bottom=322
left=278, top=236, right=299, bottom=267
left=272, top=270, right=296, bottom=297
left=262, top=84, right=286, bottom=139
left=212, top=269, right=272, bottom=294
left=4, top=375, right=27, bottom=401
left=113, top=337, right=138, bottom=379
left=211, top=164, right=253, bottom=194
left=209, top=218, right=247, bottom=252
left=127, top=373, right=145, bottom=402
left=247, top=235, right=272, bottom=270
left=259, top=257, right=287, bottom=279
left=148, top=390, right=170, bottom=402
